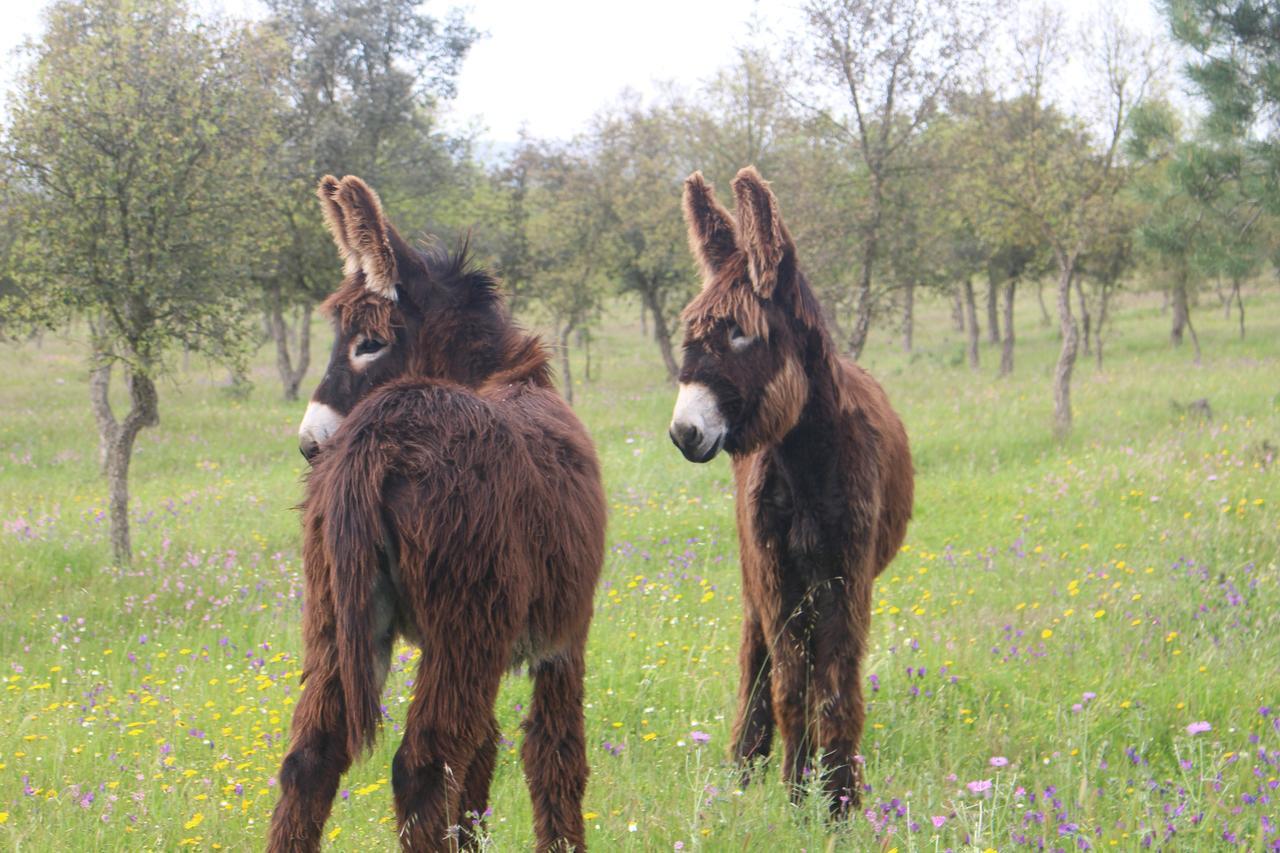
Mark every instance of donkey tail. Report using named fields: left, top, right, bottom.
left=321, top=434, right=391, bottom=758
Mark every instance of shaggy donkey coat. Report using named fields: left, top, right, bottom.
left=669, top=168, right=913, bottom=815
left=269, top=176, right=606, bottom=852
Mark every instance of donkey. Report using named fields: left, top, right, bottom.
left=269, top=175, right=606, bottom=852
left=668, top=167, right=913, bottom=815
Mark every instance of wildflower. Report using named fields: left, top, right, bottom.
left=690, top=730, right=710, bottom=745
left=1186, top=721, right=1211, bottom=735
left=990, top=756, right=1009, bottom=767
left=967, top=779, right=993, bottom=794
left=931, top=815, right=946, bottom=828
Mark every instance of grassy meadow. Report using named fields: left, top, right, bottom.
left=0, top=287, right=1277, bottom=851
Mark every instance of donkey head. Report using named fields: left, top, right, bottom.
left=669, top=167, right=825, bottom=463
left=298, top=175, right=510, bottom=461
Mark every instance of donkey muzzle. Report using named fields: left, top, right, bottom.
left=298, top=401, right=343, bottom=464
left=669, top=383, right=727, bottom=463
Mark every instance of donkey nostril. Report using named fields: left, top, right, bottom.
left=670, top=423, right=701, bottom=452
left=300, top=438, right=320, bottom=462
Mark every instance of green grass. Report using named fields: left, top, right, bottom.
left=0, top=287, right=1277, bottom=851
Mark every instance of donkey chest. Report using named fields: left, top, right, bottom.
left=747, top=454, right=848, bottom=572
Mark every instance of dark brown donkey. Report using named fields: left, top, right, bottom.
left=669, top=167, right=913, bottom=815
left=269, top=175, right=606, bottom=852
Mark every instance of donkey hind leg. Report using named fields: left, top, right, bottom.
left=268, top=609, right=394, bottom=853
left=812, top=579, right=871, bottom=818
left=730, top=612, right=774, bottom=782
left=392, top=647, right=505, bottom=852
left=522, top=647, right=588, bottom=852
left=458, top=714, right=499, bottom=850
left=769, top=614, right=815, bottom=805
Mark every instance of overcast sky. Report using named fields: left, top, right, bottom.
left=2, top=0, right=1173, bottom=141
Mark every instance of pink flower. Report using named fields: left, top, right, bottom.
left=1186, top=721, right=1212, bottom=735
left=966, top=779, right=993, bottom=794
left=931, top=815, right=947, bottom=828
left=989, top=756, right=1009, bottom=767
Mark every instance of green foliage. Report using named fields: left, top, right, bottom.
left=589, top=100, right=696, bottom=378
left=256, top=0, right=479, bottom=304
left=2, top=0, right=282, bottom=374
left=1164, top=1, right=1280, bottom=213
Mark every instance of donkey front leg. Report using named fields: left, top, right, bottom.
left=768, top=617, right=814, bottom=804
left=811, top=579, right=873, bottom=817
left=393, top=650, right=505, bottom=852
left=522, top=647, right=589, bottom=852
left=730, top=610, right=774, bottom=779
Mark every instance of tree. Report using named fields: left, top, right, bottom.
left=2, top=0, right=281, bottom=564
left=496, top=139, right=607, bottom=404
left=590, top=99, right=694, bottom=380
left=978, top=7, right=1158, bottom=436
left=258, top=0, right=477, bottom=399
left=798, top=0, right=993, bottom=358
left=1164, top=0, right=1280, bottom=214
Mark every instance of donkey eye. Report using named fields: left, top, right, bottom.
left=727, top=324, right=754, bottom=352
left=355, top=338, right=386, bottom=356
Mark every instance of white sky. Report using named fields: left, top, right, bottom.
left=1, top=0, right=1173, bottom=142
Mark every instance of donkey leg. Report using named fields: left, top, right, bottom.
left=393, top=650, right=504, bottom=852
left=730, top=612, right=773, bottom=781
left=458, top=714, right=499, bottom=850
left=522, top=647, right=588, bottom=852
left=812, top=582, right=872, bottom=817
left=768, top=620, right=814, bottom=804
left=268, top=663, right=351, bottom=853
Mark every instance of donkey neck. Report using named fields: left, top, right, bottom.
left=771, top=349, right=843, bottom=475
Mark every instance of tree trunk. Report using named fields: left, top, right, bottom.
left=104, top=367, right=159, bottom=565
left=901, top=281, right=914, bottom=353
left=963, top=277, right=980, bottom=370
left=578, top=328, right=593, bottom=381
left=1185, top=305, right=1202, bottom=365
left=641, top=287, right=678, bottom=380
left=1095, top=281, right=1113, bottom=370
left=270, top=290, right=313, bottom=401
left=89, top=355, right=119, bottom=475
left=1052, top=256, right=1079, bottom=439
left=1170, top=273, right=1189, bottom=346
left=1231, top=278, right=1245, bottom=338
left=559, top=321, right=575, bottom=406
left=1000, top=279, right=1016, bottom=377
left=1036, top=279, right=1051, bottom=327
left=986, top=274, right=1000, bottom=344
left=848, top=281, right=874, bottom=360
left=951, top=288, right=965, bottom=332
left=1076, top=277, right=1092, bottom=356
left=849, top=188, right=880, bottom=361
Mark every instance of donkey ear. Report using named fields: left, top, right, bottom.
left=328, top=175, right=399, bottom=299
left=731, top=166, right=793, bottom=299
left=316, top=175, right=360, bottom=277
left=682, top=171, right=738, bottom=280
